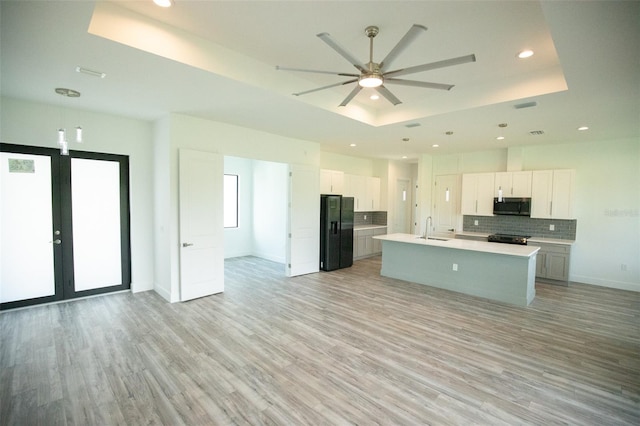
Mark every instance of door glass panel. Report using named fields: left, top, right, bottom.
left=1, top=153, right=55, bottom=302
left=71, top=158, right=122, bottom=291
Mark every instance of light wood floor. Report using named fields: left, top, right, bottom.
left=1, top=256, right=639, bottom=425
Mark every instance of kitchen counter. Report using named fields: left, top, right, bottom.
left=373, top=233, right=539, bottom=306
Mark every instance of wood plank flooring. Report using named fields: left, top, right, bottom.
left=1, top=256, right=639, bottom=425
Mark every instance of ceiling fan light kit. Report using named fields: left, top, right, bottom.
left=277, top=24, right=476, bottom=107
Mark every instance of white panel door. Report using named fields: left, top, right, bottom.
left=179, top=149, right=224, bottom=301
left=434, top=174, right=459, bottom=235
left=287, top=164, right=319, bottom=277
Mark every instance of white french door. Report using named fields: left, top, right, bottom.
left=0, top=144, right=131, bottom=310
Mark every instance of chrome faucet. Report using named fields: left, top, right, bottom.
left=424, top=216, right=432, bottom=238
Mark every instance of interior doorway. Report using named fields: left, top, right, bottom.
left=1, top=143, right=131, bottom=310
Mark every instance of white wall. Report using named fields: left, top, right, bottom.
left=1, top=97, right=155, bottom=294
left=154, top=113, right=320, bottom=302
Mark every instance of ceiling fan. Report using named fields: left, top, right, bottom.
left=276, top=24, right=476, bottom=107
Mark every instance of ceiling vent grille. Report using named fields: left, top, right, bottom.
left=514, top=101, right=537, bottom=109
left=405, top=123, right=421, bottom=128
left=529, top=130, right=545, bottom=136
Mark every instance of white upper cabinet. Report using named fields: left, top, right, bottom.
left=344, top=174, right=380, bottom=211
left=461, top=173, right=495, bottom=216
left=495, top=171, right=532, bottom=198
left=531, top=170, right=575, bottom=219
left=320, top=169, right=344, bottom=195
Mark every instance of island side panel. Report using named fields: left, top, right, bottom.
left=379, top=240, right=536, bottom=306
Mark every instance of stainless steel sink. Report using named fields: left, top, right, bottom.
left=416, top=236, right=450, bottom=241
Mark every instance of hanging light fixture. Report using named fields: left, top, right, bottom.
left=55, top=88, right=82, bottom=155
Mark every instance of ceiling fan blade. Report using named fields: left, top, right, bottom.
left=317, top=32, right=366, bottom=73
left=385, top=78, right=454, bottom=91
left=339, top=85, right=363, bottom=107
left=380, top=24, right=427, bottom=72
left=375, top=85, right=402, bottom=106
left=293, top=79, right=358, bottom=97
left=385, top=54, right=476, bottom=78
left=276, top=66, right=359, bottom=77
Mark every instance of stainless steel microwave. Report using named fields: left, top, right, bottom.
left=493, top=197, right=531, bottom=216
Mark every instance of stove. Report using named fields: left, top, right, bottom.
left=487, top=233, right=531, bottom=245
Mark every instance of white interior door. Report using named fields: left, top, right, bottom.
left=1, top=152, right=57, bottom=303
left=179, top=149, right=224, bottom=301
left=286, top=164, right=319, bottom=277
left=434, top=174, right=460, bottom=236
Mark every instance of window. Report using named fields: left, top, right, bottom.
left=223, top=174, right=238, bottom=228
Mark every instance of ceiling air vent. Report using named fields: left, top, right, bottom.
left=405, top=123, right=421, bottom=128
left=514, top=101, right=537, bottom=109
left=529, top=130, right=545, bottom=136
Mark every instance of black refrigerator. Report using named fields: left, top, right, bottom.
left=320, top=195, right=354, bottom=271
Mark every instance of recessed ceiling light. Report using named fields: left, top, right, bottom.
left=402, top=138, right=410, bottom=142
left=445, top=131, right=454, bottom=135
left=432, top=144, right=439, bottom=148
left=402, top=156, right=408, bottom=159
left=350, top=143, right=357, bottom=147
left=153, top=0, right=173, bottom=7
left=496, top=136, right=505, bottom=140
left=578, top=126, right=589, bottom=131
left=517, top=49, right=534, bottom=59
left=370, top=94, right=380, bottom=100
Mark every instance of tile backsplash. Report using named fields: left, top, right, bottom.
left=355, top=211, right=387, bottom=227
left=463, top=215, right=576, bottom=240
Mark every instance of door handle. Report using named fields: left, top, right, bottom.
left=50, top=239, right=61, bottom=245
left=182, top=242, right=194, bottom=247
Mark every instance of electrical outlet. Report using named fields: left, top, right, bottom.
left=549, top=224, right=555, bottom=231
left=474, top=220, right=479, bottom=226
left=452, top=263, right=458, bottom=271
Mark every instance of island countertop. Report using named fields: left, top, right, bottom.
left=374, top=233, right=539, bottom=258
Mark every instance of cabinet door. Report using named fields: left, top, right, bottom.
left=343, top=174, right=355, bottom=197
left=531, top=170, right=553, bottom=218
left=535, top=251, right=546, bottom=277
left=461, top=174, right=478, bottom=215
left=494, top=172, right=512, bottom=198
left=320, top=169, right=333, bottom=194
left=319, top=169, right=343, bottom=194
left=550, top=170, right=575, bottom=219
left=351, top=175, right=366, bottom=211
left=547, top=252, right=569, bottom=281
left=368, top=177, right=381, bottom=211
left=476, top=173, right=495, bottom=216
left=512, top=171, right=532, bottom=197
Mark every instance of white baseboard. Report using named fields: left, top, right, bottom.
left=571, top=275, right=640, bottom=292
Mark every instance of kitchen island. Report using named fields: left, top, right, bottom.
left=373, top=233, right=540, bottom=306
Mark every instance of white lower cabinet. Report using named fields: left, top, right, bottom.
left=534, top=242, right=571, bottom=284
left=354, top=227, right=386, bottom=259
